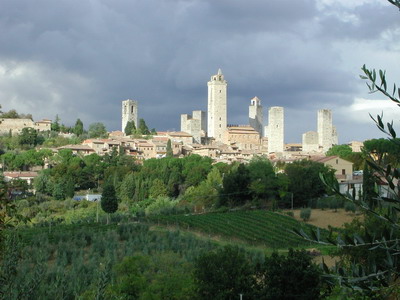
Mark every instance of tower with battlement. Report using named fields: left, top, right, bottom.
left=122, top=99, right=138, bottom=134
left=249, top=96, right=263, bottom=136
left=267, top=106, right=284, bottom=153
left=207, top=69, right=227, bottom=142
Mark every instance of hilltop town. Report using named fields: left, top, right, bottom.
left=0, top=69, right=362, bottom=163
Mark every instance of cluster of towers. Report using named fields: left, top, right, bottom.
left=122, top=69, right=337, bottom=154
left=181, top=69, right=337, bottom=153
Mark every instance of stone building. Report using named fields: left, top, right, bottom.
left=267, top=106, right=284, bottom=153
left=122, top=99, right=138, bottom=134
left=302, top=131, right=319, bottom=153
left=180, top=110, right=206, bottom=144
left=0, top=118, right=51, bottom=135
left=249, top=96, right=263, bottom=136
left=207, top=69, right=227, bottom=142
left=317, top=109, right=335, bottom=152
left=223, top=125, right=262, bottom=151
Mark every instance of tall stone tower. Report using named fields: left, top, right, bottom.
left=122, top=99, right=138, bottom=133
left=267, top=106, right=284, bottom=153
left=249, top=96, right=263, bottom=136
left=317, top=109, right=334, bottom=152
left=207, top=69, right=227, bottom=141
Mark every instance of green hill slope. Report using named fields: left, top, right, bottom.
left=147, top=210, right=326, bottom=248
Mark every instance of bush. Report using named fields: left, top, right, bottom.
left=300, top=208, right=311, bottom=221
left=344, top=201, right=356, bottom=213
left=145, top=197, right=179, bottom=216
left=285, top=211, right=294, bottom=218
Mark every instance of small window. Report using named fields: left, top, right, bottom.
left=336, top=159, right=339, bottom=164
left=342, top=169, right=346, bottom=175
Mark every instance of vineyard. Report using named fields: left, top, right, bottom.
left=3, top=223, right=241, bottom=299
left=146, top=210, right=327, bottom=248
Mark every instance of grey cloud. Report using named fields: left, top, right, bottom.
left=0, top=0, right=398, bottom=143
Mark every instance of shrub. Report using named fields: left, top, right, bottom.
left=300, top=208, right=311, bottom=221
left=344, top=201, right=356, bottom=213
left=285, top=211, right=294, bottom=218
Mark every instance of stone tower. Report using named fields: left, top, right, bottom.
left=317, top=109, right=334, bottom=152
left=249, top=96, right=263, bottom=136
left=267, top=106, right=284, bottom=153
left=181, top=110, right=206, bottom=144
left=122, top=99, right=138, bottom=133
left=207, top=69, right=227, bottom=141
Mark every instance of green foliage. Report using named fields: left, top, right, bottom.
left=2, top=223, right=218, bottom=299
left=149, top=178, right=169, bottom=199
left=73, top=118, right=84, bottom=136
left=18, top=127, right=39, bottom=147
left=363, top=138, right=400, bottom=166
left=300, top=208, right=311, bottom=221
left=166, top=139, right=173, bottom=157
left=219, top=163, right=250, bottom=207
left=326, top=144, right=353, bottom=159
left=285, top=159, right=335, bottom=207
left=248, top=156, right=282, bottom=206
left=344, top=201, right=356, bottom=213
left=194, top=245, right=255, bottom=299
left=88, top=122, right=108, bottom=138
left=145, top=197, right=179, bottom=216
left=138, top=118, right=151, bottom=135
left=256, top=249, right=323, bottom=299
left=148, top=210, right=326, bottom=248
left=124, top=120, right=136, bottom=136
left=101, top=182, right=118, bottom=217
left=51, top=114, right=60, bottom=132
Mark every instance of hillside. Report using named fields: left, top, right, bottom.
left=146, top=210, right=328, bottom=249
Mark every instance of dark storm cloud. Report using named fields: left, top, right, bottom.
left=0, top=0, right=398, bottom=142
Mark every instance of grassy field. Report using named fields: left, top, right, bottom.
left=290, top=208, right=360, bottom=229
left=146, top=210, right=330, bottom=249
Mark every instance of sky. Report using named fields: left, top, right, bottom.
left=0, top=0, right=399, bottom=144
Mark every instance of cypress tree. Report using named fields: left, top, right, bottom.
left=101, top=182, right=118, bottom=224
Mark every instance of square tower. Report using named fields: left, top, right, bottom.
left=267, top=106, right=284, bottom=153
left=122, top=99, right=138, bottom=133
left=317, top=109, right=334, bottom=152
left=207, top=69, right=227, bottom=142
left=249, top=96, right=263, bottom=136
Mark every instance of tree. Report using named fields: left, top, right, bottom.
left=194, top=246, right=255, bottom=299
left=124, top=120, right=136, bottom=136
left=88, top=122, right=108, bottom=138
left=166, top=139, right=173, bottom=157
left=255, top=249, right=323, bottom=300
left=1, top=109, right=19, bottom=119
left=247, top=156, right=281, bottom=206
left=285, top=160, right=334, bottom=207
left=138, top=118, right=150, bottom=135
left=73, top=118, right=84, bottom=136
left=51, top=114, right=61, bottom=132
left=18, top=127, right=38, bottom=147
left=326, top=144, right=353, bottom=159
left=219, top=163, right=250, bottom=207
left=101, top=181, right=118, bottom=224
